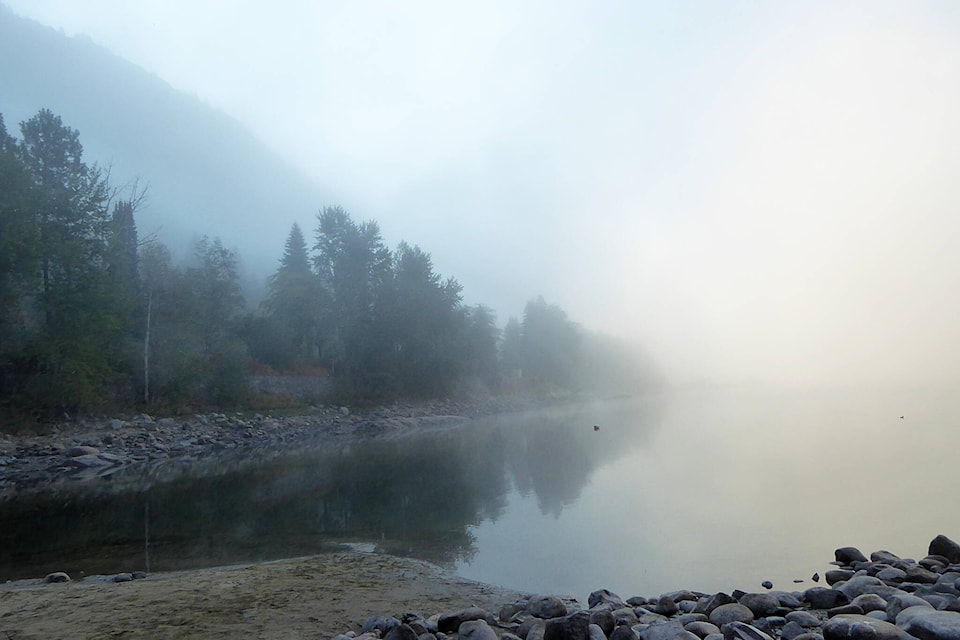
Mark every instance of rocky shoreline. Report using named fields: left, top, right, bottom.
left=336, top=535, right=960, bottom=640
left=0, top=396, right=547, bottom=497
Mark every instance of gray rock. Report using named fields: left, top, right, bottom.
left=637, top=610, right=671, bottom=625
left=897, top=608, right=960, bottom=640
left=438, top=607, right=488, bottom=633
left=43, top=571, right=70, bottom=583
left=657, top=596, right=680, bottom=616
left=771, top=591, right=804, bottom=609
left=762, top=582, right=773, bottom=590
left=501, top=602, right=527, bottom=623
left=793, top=634, right=824, bottom=640
left=871, top=551, right=902, bottom=565
left=385, top=625, right=421, bottom=640
left=851, top=594, right=887, bottom=614
left=827, top=571, right=857, bottom=586
left=885, top=593, right=933, bottom=620
left=610, top=627, right=639, bottom=640
left=685, top=622, right=721, bottom=638
left=930, top=537, right=960, bottom=565
left=722, top=621, right=774, bottom=640
left=529, top=595, right=568, bottom=619
left=460, top=621, right=499, bottom=640
left=786, top=611, right=823, bottom=628
left=905, top=566, right=942, bottom=585
left=709, top=604, right=754, bottom=627
left=612, top=608, right=639, bottom=627
left=876, top=568, right=906, bottom=584
left=678, top=614, right=709, bottom=625
left=781, top=622, right=809, bottom=640
left=837, top=548, right=870, bottom=565
left=589, top=624, right=610, bottom=640
left=545, top=611, right=591, bottom=640
left=590, top=589, right=626, bottom=609
left=752, top=618, right=785, bottom=636
left=823, top=614, right=909, bottom=640
left=525, top=620, right=547, bottom=640
left=66, top=453, right=112, bottom=467
left=112, top=572, right=133, bottom=583
left=804, top=588, right=850, bottom=610
left=922, top=557, right=951, bottom=572
left=696, top=594, right=737, bottom=615
left=828, top=605, right=864, bottom=618
left=739, top=593, right=780, bottom=617
left=362, top=616, right=402, bottom=636
left=590, top=610, right=616, bottom=636
left=639, top=621, right=700, bottom=640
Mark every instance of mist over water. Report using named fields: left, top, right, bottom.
left=4, top=388, right=958, bottom=596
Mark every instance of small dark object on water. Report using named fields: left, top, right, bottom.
left=762, top=580, right=773, bottom=590
left=594, top=425, right=600, bottom=431
left=812, top=572, right=820, bottom=583
left=793, top=579, right=804, bottom=583
left=900, top=416, right=904, bottom=419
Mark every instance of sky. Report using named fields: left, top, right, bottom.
left=5, top=0, right=960, bottom=387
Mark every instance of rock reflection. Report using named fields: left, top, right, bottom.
left=0, top=397, right=660, bottom=581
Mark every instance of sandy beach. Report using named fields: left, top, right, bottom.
left=0, top=551, right=529, bottom=640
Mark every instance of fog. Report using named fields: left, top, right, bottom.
left=6, top=0, right=960, bottom=387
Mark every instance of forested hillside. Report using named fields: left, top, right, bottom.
left=0, top=109, right=657, bottom=423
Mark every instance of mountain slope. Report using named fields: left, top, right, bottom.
left=0, top=4, right=330, bottom=283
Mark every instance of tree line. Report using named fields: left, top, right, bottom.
left=0, top=108, right=648, bottom=422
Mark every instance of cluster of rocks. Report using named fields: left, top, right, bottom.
left=335, top=535, right=960, bottom=640
left=0, top=397, right=538, bottom=496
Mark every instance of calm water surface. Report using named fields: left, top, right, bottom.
left=2, top=386, right=959, bottom=598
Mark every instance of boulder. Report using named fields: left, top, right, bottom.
left=871, top=551, right=902, bottom=565
left=851, top=594, right=887, bottom=614
left=709, top=604, right=754, bottom=627
left=362, top=616, right=402, bottom=636
left=804, top=588, right=850, bottom=610
left=544, top=611, right=591, bottom=640
left=739, top=593, right=780, bottom=617
left=590, top=589, right=626, bottom=609
left=459, top=621, right=498, bottom=640
left=657, top=596, right=680, bottom=616
left=786, top=611, right=823, bottom=628
left=685, top=621, right=721, bottom=639
left=930, top=536, right=960, bottom=565
left=885, top=594, right=933, bottom=620
left=721, top=621, right=774, bottom=640
left=590, top=610, right=615, bottom=636
left=837, top=548, right=870, bottom=565
left=876, top=568, right=906, bottom=584
left=384, top=625, right=420, bottom=640
left=639, top=621, right=700, bottom=640
left=896, top=608, right=960, bottom=640
left=781, top=622, right=808, bottom=640
left=827, top=571, right=857, bottom=586
left=529, top=595, right=568, bottom=619
left=823, top=614, right=910, bottom=640
left=590, top=625, right=610, bottom=640
left=65, top=445, right=99, bottom=457
left=610, top=626, right=639, bottom=640
left=43, top=571, right=70, bottom=583
left=438, top=607, right=488, bottom=633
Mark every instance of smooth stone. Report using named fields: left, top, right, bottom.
left=897, top=608, right=960, bottom=640
left=526, top=620, right=548, bottom=640
left=685, top=622, right=721, bottom=639
left=922, top=557, right=951, bottom=572
left=657, top=596, right=680, bottom=617
left=805, top=588, right=850, bottom=610
left=501, top=602, right=527, bottom=623
left=823, top=614, right=910, bottom=640
left=362, top=616, right=402, bottom=636
left=906, top=566, right=942, bottom=585
left=782, top=622, right=809, bottom=640
left=678, top=615, right=709, bottom=625
left=385, top=625, right=420, bottom=640
left=838, top=577, right=887, bottom=599
left=827, top=571, right=857, bottom=586
left=591, top=590, right=627, bottom=609
left=590, top=610, right=616, bottom=636
left=668, top=591, right=704, bottom=603
left=771, top=591, right=804, bottom=609
left=721, top=621, right=774, bottom=640
left=930, top=536, right=960, bottom=565
left=610, top=627, right=639, bottom=640
left=837, top=548, right=870, bottom=565
left=696, top=594, right=737, bottom=616
left=678, top=602, right=699, bottom=614
left=43, top=572, right=70, bottom=583
left=876, top=568, right=907, bottom=584
left=871, top=551, right=902, bottom=565
left=638, top=621, right=700, bottom=640
left=529, top=595, right=568, bottom=619
left=438, top=607, right=488, bottom=633
left=828, top=605, right=864, bottom=618
left=545, top=611, right=591, bottom=640
left=739, top=593, right=780, bottom=617
left=709, top=604, right=754, bottom=626
left=786, top=612, right=823, bottom=628
left=589, top=624, right=609, bottom=640
left=612, top=608, right=639, bottom=627
left=793, top=634, right=825, bottom=640
left=851, top=594, right=888, bottom=614
left=637, top=611, right=670, bottom=625
left=752, top=618, right=785, bottom=636
left=459, top=621, right=498, bottom=640
left=762, top=582, right=773, bottom=590
left=886, top=593, right=933, bottom=619
left=112, top=572, right=133, bottom=583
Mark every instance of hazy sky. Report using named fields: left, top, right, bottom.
left=6, top=1, right=960, bottom=387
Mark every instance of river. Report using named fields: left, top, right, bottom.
left=2, top=385, right=959, bottom=598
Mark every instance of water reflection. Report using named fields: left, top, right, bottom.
left=0, top=397, right=660, bottom=582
